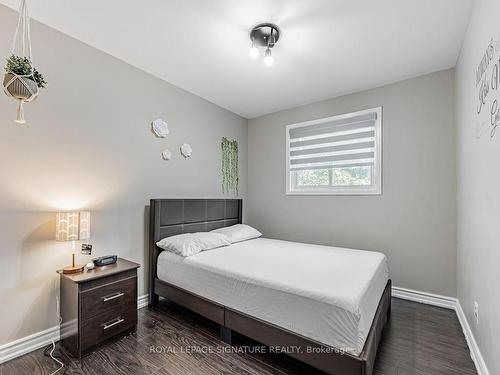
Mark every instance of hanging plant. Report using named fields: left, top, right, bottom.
left=5, top=55, right=46, bottom=88
left=221, top=137, right=239, bottom=195
left=3, top=0, right=47, bottom=124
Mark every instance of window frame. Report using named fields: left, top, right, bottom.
left=285, top=107, right=382, bottom=196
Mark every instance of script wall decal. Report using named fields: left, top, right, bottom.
left=475, top=37, right=500, bottom=139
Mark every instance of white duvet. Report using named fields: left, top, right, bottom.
left=157, top=237, right=389, bottom=355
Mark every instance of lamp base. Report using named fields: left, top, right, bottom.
left=62, top=264, right=85, bottom=274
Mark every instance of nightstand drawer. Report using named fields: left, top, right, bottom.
left=80, top=276, right=137, bottom=319
left=80, top=306, right=137, bottom=352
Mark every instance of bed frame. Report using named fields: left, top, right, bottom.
left=149, top=198, right=391, bottom=375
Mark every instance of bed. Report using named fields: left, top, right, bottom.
left=149, top=199, right=391, bottom=375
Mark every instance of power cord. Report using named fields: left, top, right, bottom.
left=43, top=278, right=65, bottom=375
left=43, top=335, right=65, bottom=375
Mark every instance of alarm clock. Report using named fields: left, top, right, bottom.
left=92, top=255, right=118, bottom=267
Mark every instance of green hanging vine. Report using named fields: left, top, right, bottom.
left=221, top=137, right=239, bottom=195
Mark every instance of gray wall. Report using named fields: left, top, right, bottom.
left=0, top=5, right=247, bottom=345
left=247, top=69, right=456, bottom=297
left=456, top=0, right=500, bottom=373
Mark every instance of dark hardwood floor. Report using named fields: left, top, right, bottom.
left=0, top=298, right=477, bottom=375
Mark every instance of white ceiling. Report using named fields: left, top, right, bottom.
left=0, top=0, right=473, bottom=118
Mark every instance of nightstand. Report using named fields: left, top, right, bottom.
left=57, top=258, right=140, bottom=358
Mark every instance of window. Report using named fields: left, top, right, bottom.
left=286, top=107, right=382, bottom=195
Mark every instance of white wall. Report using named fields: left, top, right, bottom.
left=0, top=5, right=247, bottom=345
left=247, top=70, right=457, bottom=297
left=456, top=0, right=500, bottom=373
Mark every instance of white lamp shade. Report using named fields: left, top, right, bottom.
left=55, top=211, right=90, bottom=241
left=79, top=211, right=90, bottom=240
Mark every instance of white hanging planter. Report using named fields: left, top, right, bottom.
left=3, top=73, right=38, bottom=100
left=3, top=0, right=46, bottom=124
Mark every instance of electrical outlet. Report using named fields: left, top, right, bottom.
left=473, top=301, right=479, bottom=325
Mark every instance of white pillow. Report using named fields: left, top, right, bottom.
left=156, top=232, right=230, bottom=257
left=211, top=224, right=262, bottom=243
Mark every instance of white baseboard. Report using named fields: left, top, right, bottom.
left=137, top=294, right=149, bottom=309
left=392, top=286, right=457, bottom=309
left=0, top=294, right=149, bottom=364
left=0, top=325, right=60, bottom=365
left=455, top=302, right=490, bottom=375
left=392, top=285, right=490, bottom=375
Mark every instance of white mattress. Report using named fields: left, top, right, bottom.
left=157, top=238, right=389, bottom=355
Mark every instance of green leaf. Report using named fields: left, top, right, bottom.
left=5, top=54, right=47, bottom=88
left=221, top=137, right=239, bottom=194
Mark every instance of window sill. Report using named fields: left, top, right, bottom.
left=286, top=188, right=381, bottom=196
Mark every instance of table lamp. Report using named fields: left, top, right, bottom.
left=56, top=211, right=90, bottom=274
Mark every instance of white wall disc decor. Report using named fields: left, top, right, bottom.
left=161, top=149, right=172, bottom=160
left=180, top=143, right=192, bottom=158
left=151, top=118, right=169, bottom=137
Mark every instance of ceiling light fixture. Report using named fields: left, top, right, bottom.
left=264, top=48, right=274, bottom=66
left=249, top=23, right=280, bottom=66
left=249, top=43, right=259, bottom=59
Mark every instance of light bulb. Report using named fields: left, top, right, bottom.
left=249, top=46, right=259, bottom=59
left=264, top=48, right=274, bottom=66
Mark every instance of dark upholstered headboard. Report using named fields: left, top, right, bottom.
left=149, top=199, right=242, bottom=301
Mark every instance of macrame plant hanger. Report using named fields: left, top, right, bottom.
left=3, top=0, right=39, bottom=124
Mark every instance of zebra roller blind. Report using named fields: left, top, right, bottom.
left=288, top=111, right=378, bottom=171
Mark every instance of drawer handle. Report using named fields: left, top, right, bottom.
left=102, top=292, right=124, bottom=302
left=102, top=317, right=124, bottom=330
